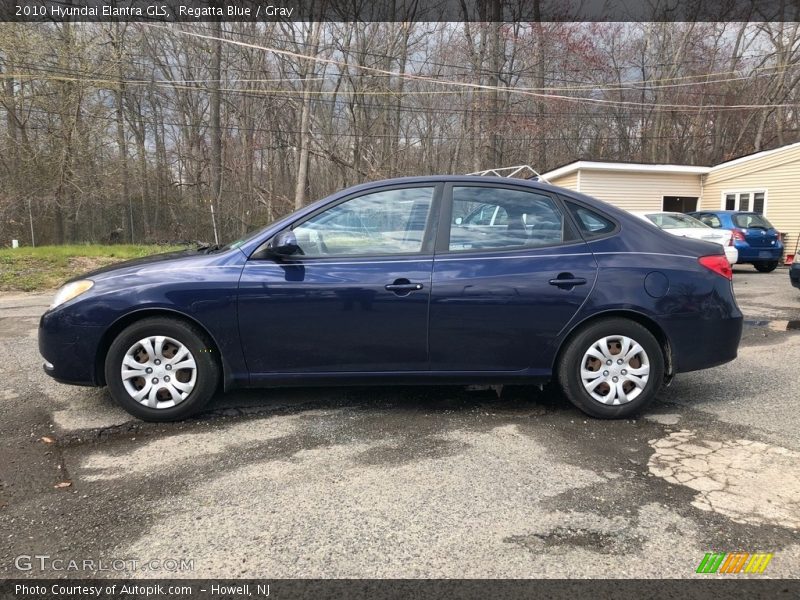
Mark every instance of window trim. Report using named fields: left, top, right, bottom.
left=434, top=182, right=582, bottom=256
left=720, top=189, right=768, bottom=215
left=252, top=182, right=443, bottom=260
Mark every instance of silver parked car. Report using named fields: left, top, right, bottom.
left=632, top=212, right=738, bottom=265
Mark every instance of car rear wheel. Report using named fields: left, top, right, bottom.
left=754, top=261, right=779, bottom=273
left=557, top=318, right=665, bottom=419
left=104, top=317, right=220, bottom=421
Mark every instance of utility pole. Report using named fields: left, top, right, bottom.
left=210, top=15, right=223, bottom=243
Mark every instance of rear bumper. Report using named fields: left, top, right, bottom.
left=660, top=312, right=743, bottom=374
left=735, top=243, right=783, bottom=263
left=38, top=309, right=104, bottom=386
left=723, top=246, right=738, bottom=265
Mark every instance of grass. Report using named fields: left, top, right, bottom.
left=0, top=244, right=187, bottom=292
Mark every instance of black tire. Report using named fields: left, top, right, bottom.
left=754, top=261, right=779, bottom=273
left=104, top=317, right=220, bottom=422
left=557, top=318, right=665, bottom=419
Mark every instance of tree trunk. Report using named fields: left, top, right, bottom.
left=210, top=19, right=223, bottom=242
left=293, top=21, right=321, bottom=210
left=112, top=24, right=132, bottom=242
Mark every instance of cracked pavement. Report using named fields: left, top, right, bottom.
left=1, top=268, right=799, bottom=578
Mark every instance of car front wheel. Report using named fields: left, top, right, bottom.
left=754, top=261, right=779, bottom=273
left=557, top=318, right=665, bottom=419
left=104, top=317, right=220, bottom=421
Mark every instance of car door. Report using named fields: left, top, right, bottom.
left=428, top=183, right=598, bottom=374
left=237, top=184, right=441, bottom=376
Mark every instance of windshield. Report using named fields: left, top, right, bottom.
left=733, top=213, right=774, bottom=229
left=216, top=227, right=267, bottom=252
left=645, top=213, right=707, bottom=229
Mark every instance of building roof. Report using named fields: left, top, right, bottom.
left=540, top=140, right=800, bottom=181
left=541, top=160, right=711, bottom=181
left=712, top=140, right=800, bottom=171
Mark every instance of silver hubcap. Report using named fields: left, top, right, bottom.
left=121, top=336, right=197, bottom=409
left=580, top=335, right=650, bottom=405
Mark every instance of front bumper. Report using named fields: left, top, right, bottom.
left=39, top=309, right=104, bottom=386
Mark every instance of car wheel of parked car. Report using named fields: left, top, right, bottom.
left=754, top=261, right=779, bottom=273
left=557, top=318, right=665, bottom=419
left=104, top=317, right=220, bottom=421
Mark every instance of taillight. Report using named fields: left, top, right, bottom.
left=728, top=231, right=735, bottom=246
left=699, top=255, right=733, bottom=280
left=731, top=229, right=746, bottom=242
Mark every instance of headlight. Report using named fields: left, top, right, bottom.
left=50, top=280, right=94, bottom=309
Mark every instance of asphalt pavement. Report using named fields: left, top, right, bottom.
left=1, top=267, right=799, bottom=579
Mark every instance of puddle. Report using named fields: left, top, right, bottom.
left=648, top=430, right=800, bottom=529
left=744, top=319, right=800, bottom=331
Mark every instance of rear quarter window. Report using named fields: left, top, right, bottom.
left=565, top=202, right=617, bottom=238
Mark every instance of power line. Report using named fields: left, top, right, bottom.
left=5, top=63, right=796, bottom=96
left=4, top=59, right=795, bottom=113
left=146, top=25, right=800, bottom=112
left=9, top=104, right=764, bottom=145
left=5, top=28, right=796, bottom=95
left=5, top=61, right=768, bottom=119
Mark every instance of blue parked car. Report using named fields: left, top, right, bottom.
left=39, top=177, right=743, bottom=421
left=689, top=210, right=784, bottom=272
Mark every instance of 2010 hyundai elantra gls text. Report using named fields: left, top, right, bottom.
left=39, top=176, right=743, bottom=421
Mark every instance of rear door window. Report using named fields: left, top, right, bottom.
left=448, top=186, right=573, bottom=251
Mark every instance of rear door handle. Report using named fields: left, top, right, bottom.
left=385, top=279, right=424, bottom=294
left=549, top=273, right=587, bottom=289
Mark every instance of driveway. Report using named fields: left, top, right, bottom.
left=1, top=268, right=799, bottom=578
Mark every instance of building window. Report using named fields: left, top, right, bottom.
left=722, top=191, right=766, bottom=214
left=753, top=192, right=765, bottom=214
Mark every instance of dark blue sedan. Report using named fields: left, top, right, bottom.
left=791, top=255, right=800, bottom=290
left=39, top=177, right=743, bottom=421
left=689, top=210, right=784, bottom=272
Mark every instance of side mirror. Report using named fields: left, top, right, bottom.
left=269, top=230, right=301, bottom=256
left=454, top=217, right=463, bottom=225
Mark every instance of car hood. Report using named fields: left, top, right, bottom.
left=64, top=248, right=241, bottom=285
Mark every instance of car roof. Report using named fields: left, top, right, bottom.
left=337, top=175, right=592, bottom=204
left=351, top=174, right=562, bottom=190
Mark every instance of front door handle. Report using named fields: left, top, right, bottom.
left=549, top=273, right=587, bottom=289
left=385, top=279, right=424, bottom=295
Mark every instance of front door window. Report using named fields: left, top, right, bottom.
left=293, top=187, right=434, bottom=256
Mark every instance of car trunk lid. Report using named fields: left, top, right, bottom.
left=732, top=214, right=779, bottom=248
left=742, top=226, right=779, bottom=248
